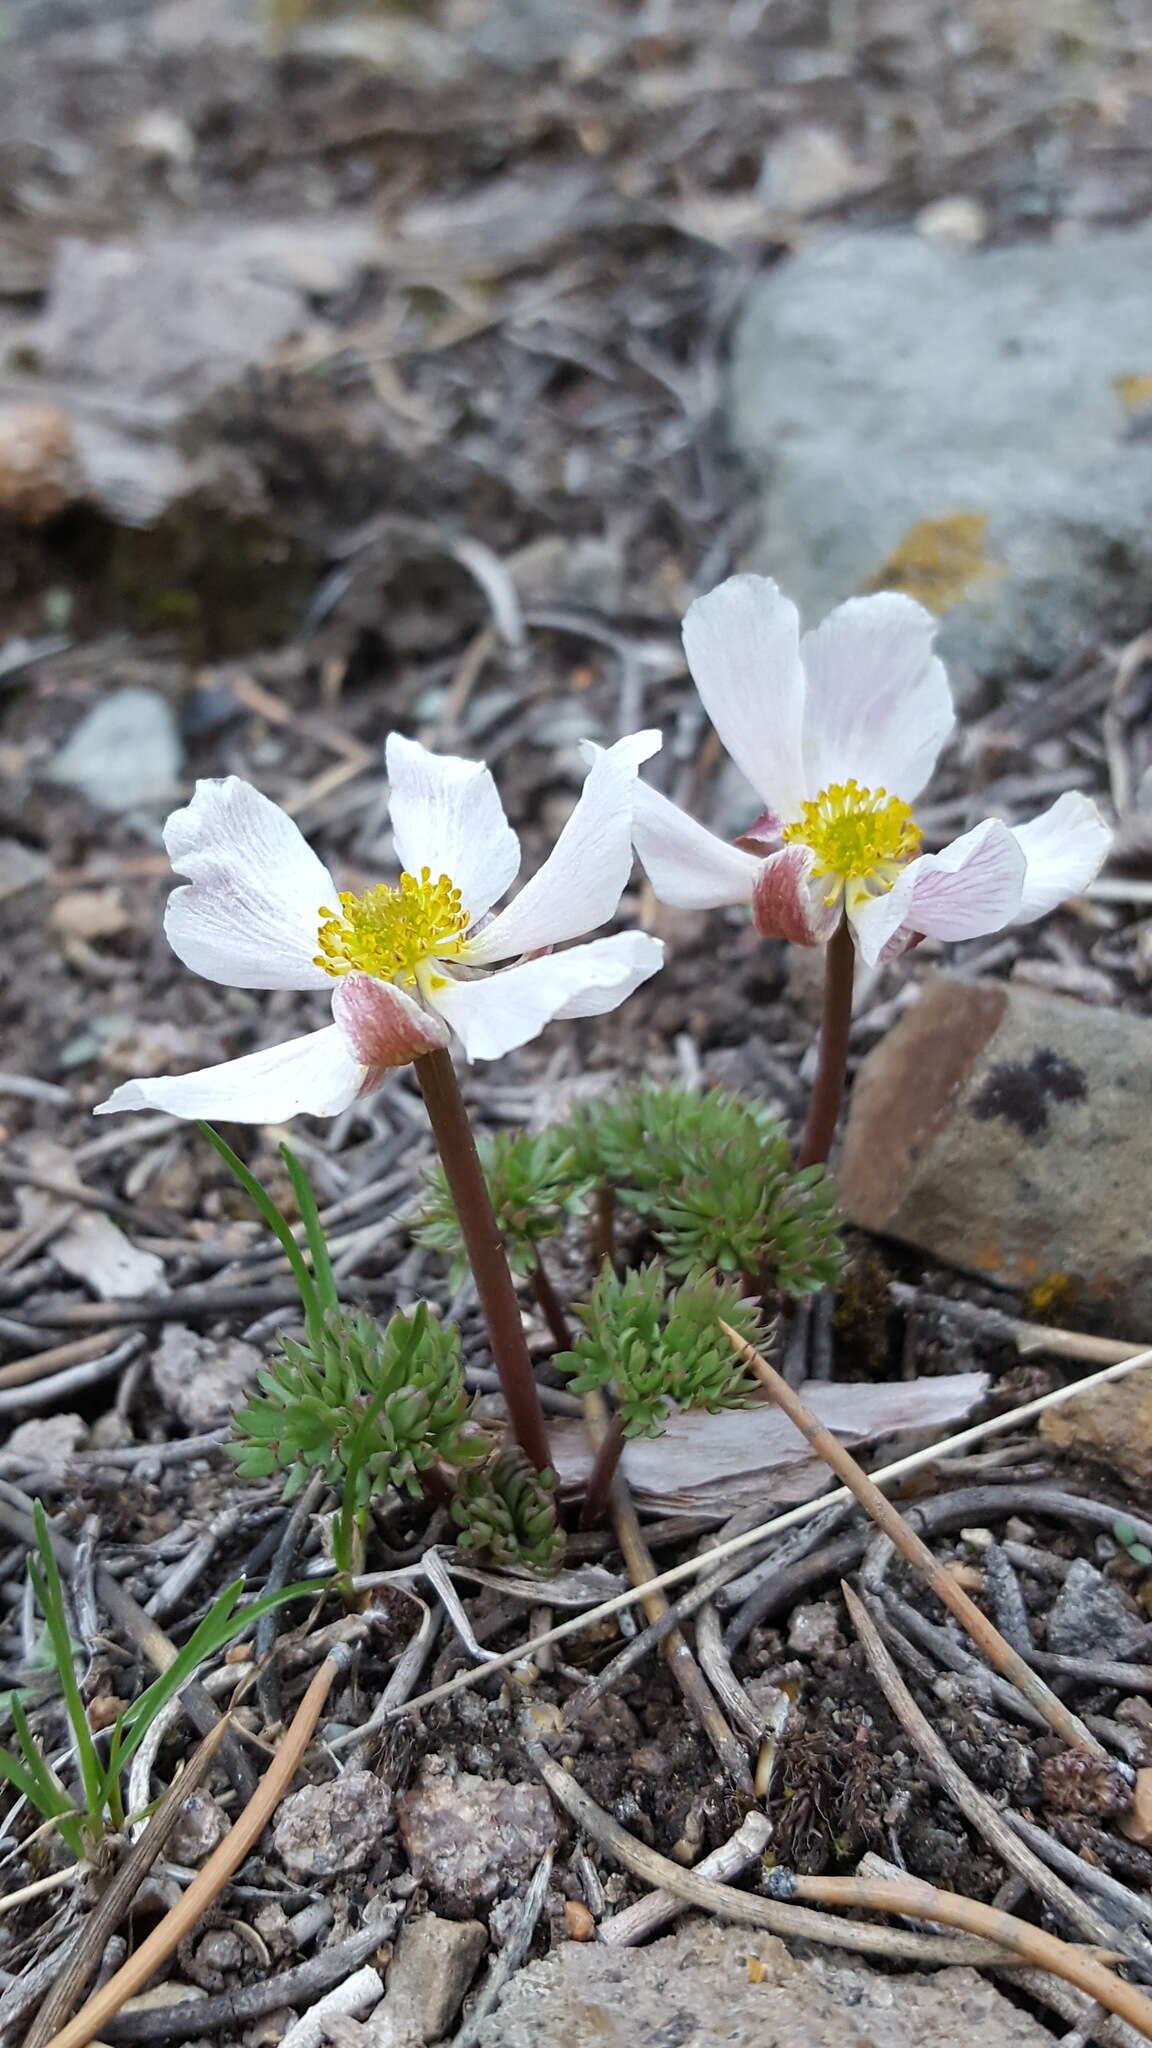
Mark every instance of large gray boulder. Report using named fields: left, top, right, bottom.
left=730, top=225, right=1152, bottom=702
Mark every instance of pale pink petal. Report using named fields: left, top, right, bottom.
left=631, top=777, right=761, bottom=909
left=163, top=778, right=338, bottom=991
left=428, top=933, right=663, bottom=1060
left=751, top=844, right=841, bottom=947
left=682, top=576, right=807, bottom=820
left=800, top=593, right=954, bottom=804
left=466, top=731, right=661, bottom=964
left=93, top=1025, right=367, bottom=1123
left=385, top=732, right=520, bottom=920
left=849, top=818, right=1026, bottom=966
left=331, top=972, right=449, bottom=1067
left=1008, top=791, right=1112, bottom=925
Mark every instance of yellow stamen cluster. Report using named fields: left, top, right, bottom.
left=314, top=868, right=470, bottom=984
left=783, top=780, right=921, bottom=897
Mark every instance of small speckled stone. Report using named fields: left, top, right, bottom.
left=272, top=1771, right=391, bottom=1880
left=396, top=1764, right=556, bottom=1914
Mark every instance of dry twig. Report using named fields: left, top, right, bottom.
left=41, top=1643, right=357, bottom=2048
left=721, top=1323, right=1108, bottom=1758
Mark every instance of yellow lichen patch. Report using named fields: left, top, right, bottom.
left=861, top=511, right=1001, bottom=612
left=315, top=868, right=470, bottom=984
left=1113, top=373, right=1152, bottom=412
left=1025, top=1270, right=1080, bottom=1321
left=784, top=780, right=921, bottom=895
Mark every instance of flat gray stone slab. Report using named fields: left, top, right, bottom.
left=475, top=1920, right=1055, bottom=2046
left=730, top=225, right=1152, bottom=700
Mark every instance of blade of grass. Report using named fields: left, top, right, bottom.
left=112, top=1578, right=319, bottom=1775
left=280, top=1144, right=339, bottom=1317
left=29, top=1508, right=104, bottom=1834
left=198, top=1122, right=322, bottom=1342
left=4, top=1702, right=84, bottom=1858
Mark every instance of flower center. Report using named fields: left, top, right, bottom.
left=783, top=780, right=921, bottom=886
left=314, top=869, right=471, bottom=984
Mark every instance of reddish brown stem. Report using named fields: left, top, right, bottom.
left=531, top=1255, right=573, bottom=1351
left=592, top=1184, right=616, bottom=1269
left=579, top=1410, right=625, bottom=1529
left=415, top=1048, right=551, bottom=1474
left=797, top=917, right=855, bottom=1168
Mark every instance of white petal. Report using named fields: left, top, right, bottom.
left=849, top=819, right=1026, bottom=966
left=428, top=933, right=663, bottom=1061
left=1008, top=792, right=1112, bottom=924
left=163, top=778, right=338, bottom=991
left=385, top=733, right=520, bottom=920
left=800, top=593, right=954, bottom=804
left=682, top=576, right=807, bottom=820
left=467, top=731, right=661, bottom=964
left=631, top=777, right=761, bottom=909
left=93, top=1025, right=367, bottom=1123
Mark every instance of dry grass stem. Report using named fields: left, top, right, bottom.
left=722, top=1322, right=1109, bottom=1757
left=41, top=1646, right=354, bottom=2048
left=383, top=1347, right=1152, bottom=1724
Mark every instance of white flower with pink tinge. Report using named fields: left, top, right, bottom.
left=96, top=731, right=664, bottom=1125
left=631, top=576, right=1111, bottom=964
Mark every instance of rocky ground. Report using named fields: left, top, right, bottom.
left=2, top=0, right=1152, bottom=2043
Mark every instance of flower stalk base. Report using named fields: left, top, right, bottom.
left=797, top=917, right=855, bottom=1169
left=415, top=1047, right=552, bottom=1473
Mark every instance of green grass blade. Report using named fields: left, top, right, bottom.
left=280, top=1144, right=339, bottom=1317
left=29, top=1506, right=104, bottom=1831
left=112, top=1577, right=320, bottom=1774
left=198, top=1122, right=322, bottom=1341
left=5, top=1701, right=86, bottom=1858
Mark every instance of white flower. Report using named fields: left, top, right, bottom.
left=632, top=576, right=1111, bottom=966
left=95, top=731, right=664, bottom=1124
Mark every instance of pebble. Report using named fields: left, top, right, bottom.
left=48, top=686, right=183, bottom=814
left=396, top=1764, right=557, bottom=1914
left=375, top=1913, right=487, bottom=2044
left=730, top=222, right=1152, bottom=702
left=840, top=978, right=1152, bottom=1332
left=151, top=1323, right=262, bottom=1432
left=272, top=1772, right=392, bottom=1881
left=1040, top=1364, right=1152, bottom=1491
left=0, top=402, right=79, bottom=522
left=786, top=1600, right=843, bottom=1660
left=1045, top=1558, right=1152, bottom=1665
left=168, top=1792, right=230, bottom=1866
left=7, top=1412, right=88, bottom=1472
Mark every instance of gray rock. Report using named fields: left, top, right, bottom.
left=151, top=1324, right=262, bottom=1432
left=7, top=1412, right=87, bottom=1472
left=272, top=1771, right=392, bottom=1881
left=730, top=225, right=1152, bottom=702
left=48, top=687, right=182, bottom=814
left=839, top=977, right=1152, bottom=1329
left=475, top=1920, right=1053, bottom=2046
left=168, top=1791, right=230, bottom=1867
left=1046, top=1558, right=1152, bottom=1664
left=377, top=1914, right=487, bottom=2044
left=396, top=1765, right=556, bottom=1915
left=801, top=1952, right=1056, bottom=2048
left=786, top=1600, right=844, bottom=1660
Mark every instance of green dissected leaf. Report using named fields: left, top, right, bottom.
left=414, top=1128, right=590, bottom=1282
left=564, top=1083, right=845, bottom=1300
left=558, top=1261, right=767, bottom=1440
